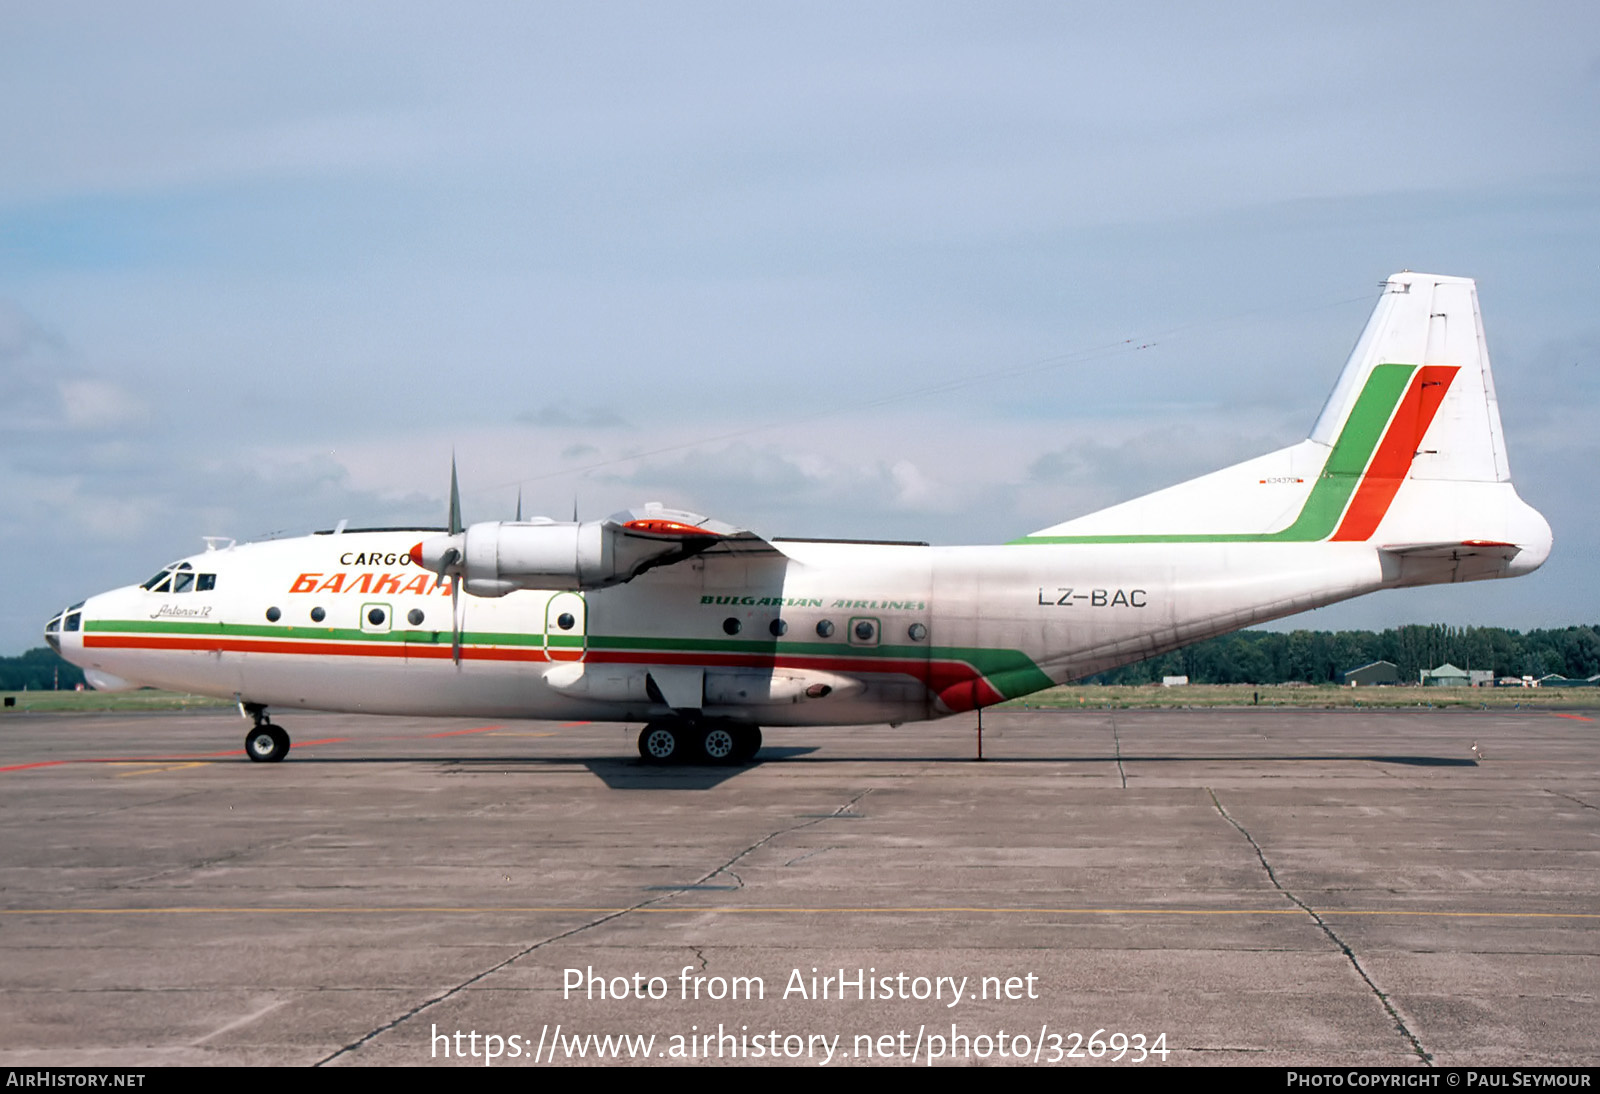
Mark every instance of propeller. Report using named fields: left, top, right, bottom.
left=433, top=456, right=464, bottom=665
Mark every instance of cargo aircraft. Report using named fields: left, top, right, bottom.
left=46, top=273, right=1551, bottom=764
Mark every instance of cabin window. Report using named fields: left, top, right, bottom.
left=908, top=623, right=928, bottom=641
left=311, top=607, right=326, bottom=623
left=367, top=608, right=386, bottom=627
left=723, top=617, right=741, bottom=635
left=854, top=620, right=875, bottom=642
left=265, top=607, right=281, bottom=622
left=557, top=613, right=575, bottom=630
left=815, top=620, right=835, bottom=638
left=769, top=619, right=787, bottom=637
left=407, top=609, right=424, bottom=626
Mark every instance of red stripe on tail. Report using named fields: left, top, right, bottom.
left=1331, top=365, right=1458, bottom=541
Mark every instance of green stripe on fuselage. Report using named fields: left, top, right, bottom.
left=1008, top=363, right=1416, bottom=545
left=85, top=619, right=1053, bottom=697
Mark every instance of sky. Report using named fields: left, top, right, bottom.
left=2, top=2, right=1597, bottom=653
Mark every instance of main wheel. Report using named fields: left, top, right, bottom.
left=638, top=723, right=682, bottom=764
left=699, top=724, right=738, bottom=764
left=245, top=724, right=290, bottom=763
left=731, top=725, right=762, bottom=763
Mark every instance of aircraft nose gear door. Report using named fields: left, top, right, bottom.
left=544, top=592, right=587, bottom=662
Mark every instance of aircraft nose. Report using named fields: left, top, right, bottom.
left=43, top=601, right=85, bottom=653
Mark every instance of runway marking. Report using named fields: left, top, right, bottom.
left=489, top=732, right=560, bottom=738
left=110, top=761, right=212, bottom=777
left=1553, top=713, right=1595, bottom=722
left=427, top=724, right=505, bottom=738
left=0, top=738, right=351, bottom=774
left=4, top=905, right=1596, bottom=920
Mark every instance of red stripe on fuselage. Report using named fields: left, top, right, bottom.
left=1330, top=365, right=1458, bottom=542
left=81, top=634, right=1001, bottom=709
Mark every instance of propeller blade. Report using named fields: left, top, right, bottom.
left=451, top=577, right=462, bottom=665
left=448, top=455, right=463, bottom=536
left=515, top=488, right=522, bottom=523
left=432, top=545, right=460, bottom=590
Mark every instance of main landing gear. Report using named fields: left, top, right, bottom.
left=242, top=703, right=290, bottom=763
left=637, top=720, right=761, bottom=766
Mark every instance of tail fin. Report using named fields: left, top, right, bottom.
left=1311, top=271, right=1508, bottom=489
left=1016, top=272, right=1551, bottom=578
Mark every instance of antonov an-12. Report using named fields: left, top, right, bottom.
left=47, top=273, right=1551, bottom=764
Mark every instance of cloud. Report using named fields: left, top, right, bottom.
left=518, top=405, right=631, bottom=429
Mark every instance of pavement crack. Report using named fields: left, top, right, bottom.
left=690, top=946, right=708, bottom=971
left=1207, top=788, right=1431, bottom=1066
left=313, top=786, right=874, bottom=1066
left=784, top=845, right=839, bottom=867
left=1110, top=713, right=1127, bottom=789
left=1547, top=790, right=1597, bottom=811
left=696, top=788, right=873, bottom=890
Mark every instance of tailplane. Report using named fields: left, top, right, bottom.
left=1015, top=272, right=1551, bottom=580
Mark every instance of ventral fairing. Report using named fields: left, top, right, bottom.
left=48, top=273, right=1551, bottom=764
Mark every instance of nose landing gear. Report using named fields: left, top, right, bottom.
left=637, top=720, right=761, bottom=765
left=241, top=703, right=290, bottom=763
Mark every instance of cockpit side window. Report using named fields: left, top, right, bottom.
left=141, top=571, right=170, bottom=590
left=197, top=573, right=216, bottom=591
left=172, top=572, right=195, bottom=593
left=151, top=575, right=172, bottom=593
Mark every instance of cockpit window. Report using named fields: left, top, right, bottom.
left=64, top=613, right=81, bottom=632
left=142, top=565, right=216, bottom=593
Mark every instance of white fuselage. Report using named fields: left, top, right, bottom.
left=55, top=529, right=1481, bottom=728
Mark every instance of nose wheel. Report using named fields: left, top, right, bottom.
left=242, top=703, right=290, bottom=763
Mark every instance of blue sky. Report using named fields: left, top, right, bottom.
left=3, top=2, right=1597, bottom=652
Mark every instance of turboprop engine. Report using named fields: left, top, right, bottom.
left=409, top=505, right=736, bottom=597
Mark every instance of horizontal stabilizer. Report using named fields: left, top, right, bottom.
left=1379, top=540, right=1521, bottom=561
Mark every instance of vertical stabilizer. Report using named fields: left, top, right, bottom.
left=1310, top=272, right=1510, bottom=484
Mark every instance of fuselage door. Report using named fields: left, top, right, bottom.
left=544, top=592, right=587, bottom=662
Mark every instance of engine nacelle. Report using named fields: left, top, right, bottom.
left=411, top=512, right=722, bottom=596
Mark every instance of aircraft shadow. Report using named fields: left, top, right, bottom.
left=276, top=750, right=1473, bottom=792
left=279, top=746, right=823, bottom=789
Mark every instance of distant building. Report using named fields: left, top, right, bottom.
left=1420, top=663, right=1471, bottom=687
left=1161, top=675, right=1189, bottom=687
left=1541, top=674, right=1600, bottom=688
left=1342, top=660, right=1400, bottom=686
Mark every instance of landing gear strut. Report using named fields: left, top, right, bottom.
left=637, top=720, right=761, bottom=765
left=242, top=703, right=291, bottom=763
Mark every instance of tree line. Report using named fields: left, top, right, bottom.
left=1086, top=624, right=1600, bottom=686
left=0, top=648, right=87, bottom=691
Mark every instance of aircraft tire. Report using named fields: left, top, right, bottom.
left=638, top=723, right=683, bottom=764
left=731, top=725, right=762, bottom=763
left=698, top=725, right=738, bottom=764
left=245, top=724, right=290, bottom=763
